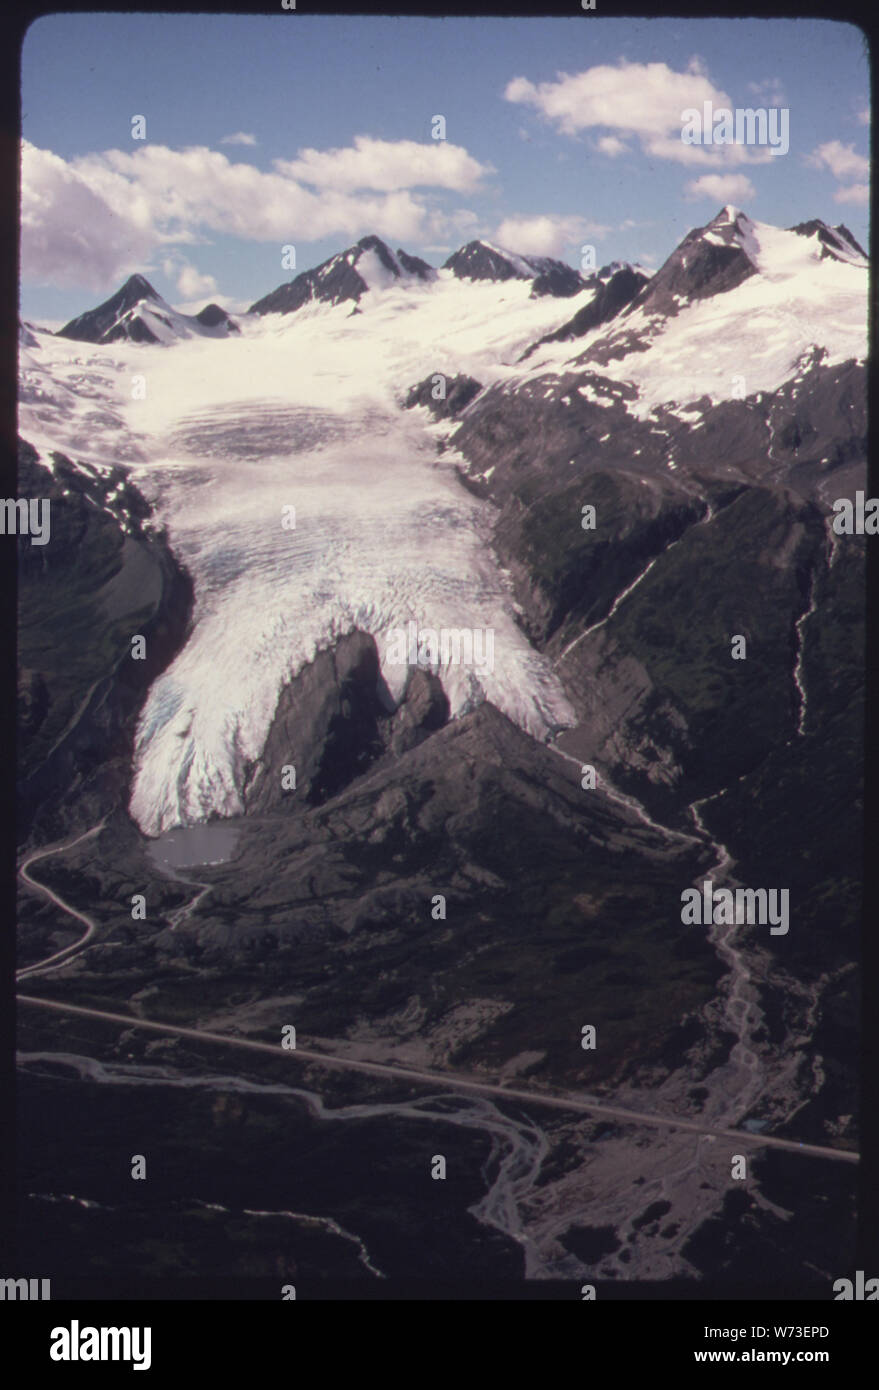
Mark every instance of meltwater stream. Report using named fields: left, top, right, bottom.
left=18, top=1051, right=562, bottom=1279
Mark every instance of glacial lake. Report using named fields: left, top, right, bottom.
left=145, top=821, right=242, bottom=875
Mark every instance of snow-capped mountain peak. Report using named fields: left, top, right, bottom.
left=442, top=240, right=585, bottom=297
left=119, top=272, right=161, bottom=302
left=444, top=239, right=545, bottom=280
left=19, top=205, right=866, bottom=832
left=711, top=202, right=750, bottom=229
left=249, top=234, right=434, bottom=317
left=787, top=218, right=868, bottom=268
left=57, top=274, right=240, bottom=346
left=512, top=206, right=867, bottom=426
left=623, top=207, right=760, bottom=317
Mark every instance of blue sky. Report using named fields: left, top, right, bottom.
left=20, top=14, right=870, bottom=324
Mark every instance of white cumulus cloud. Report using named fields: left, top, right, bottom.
left=176, top=263, right=218, bottom=299
left=275, top=134, right=493, bottom=193
left=806, top=139, right=869, bottom=181
left=504, top=60, right=769, bottom=167
left=493, top=213, right=608, bottom=257
left=20, top=138, right=494, bottom=291
left=220, top=132, right=258, bottom=146
left=595, top=134, right=629, bottom=157
left=833, top=183, right=869, bottom=206
left=685, top=173, right=756, bottom=203
left=20, top=141, right=158, bottom=290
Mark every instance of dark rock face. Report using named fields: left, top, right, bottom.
left=195, top=303, right=240, bottom=332
left=244, top=632, right=449, bottom=814
left=249, top=235, right=426, bottom=316
left=496, top=470, right=705, bottom=647
left=57, top=275, right=161, bottom=343
left=386, top=667, right=448, bottom=754
left=450, top=369, right=641, bottom=506
left=554, top=486, right=827, bottom=806
left=244, top=632, right=391, bottom=812
left=55, top=275, right=240, bottom=345
left=396, top=248, right=434, bottom=280
left=453, top=347, right=865, bottom=516
left=529, top=263, right=585, bottom=298
left=523, top=265, right=650, bottom=358
left=16, top=439, right=194, bottom=843
left=705, top=532, right=864, bottom=967
left=356, top=234, right=400, bottom=276
left=446, top=241, right=865, bottom=1138
left=764, top=356, right=867, bottom=478
left=17, top=668, right=49, bottom=739
left=249, top=244, right=367, bottom=316
left=107, top=315, right=160, bottom=345
left=443, top=240, right=586, bottom=297
left=139, top=696, right=714, bottom=1091
left=252, top=236, right=586, bottom=317
left=404, top=373, right=482, bottom=420
left=787, top=219, right=867, bottom=262
left=443, top=241, right=526, bottom=282
left=627, top=220, right=756, bottom=318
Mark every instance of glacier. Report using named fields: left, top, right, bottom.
left=18, top=216, right=867, bottom=836
left=19, top=273, right=588, bottom=835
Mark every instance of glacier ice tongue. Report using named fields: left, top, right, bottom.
left=126, top=412, right=576, bottom=835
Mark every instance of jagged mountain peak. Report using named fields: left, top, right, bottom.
left=443, top=239, right=585, bottom=298
left=595, top=259, right=636, bottom=279
left=57, top=274, right=239, bottom=346
left=787, top=218, right=868, bottom=266
left=621, top=206, right=762, bottom=318
left=706, top=203, right=754, bottom=232
left=444, top=240, right=529, bottom=280
left=511, top=202, right=865, bottom=429
left=249, top=234, right=434, bottom=317
left=194, top=302, right=238, bottom=329
left=353, top=235, right=434, bottom=282
left=353, top=233, right=396, bottom=263
left=698, top=207, right=867, bottom=271
left=57, top=274, right=167, bottom=344
left=684, top=204, right=759, bottom=256
left=118, top=272, right=161, bottom=303
left=445, top=239, right=553, bottom=280
left=521, top=262, right=651, bottom=359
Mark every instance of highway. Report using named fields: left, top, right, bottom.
left=16, top=817, right=858, bottom=1169
left=17, top=993, right=859, bottom=1165
left=16, top=820, right=107, bottom=980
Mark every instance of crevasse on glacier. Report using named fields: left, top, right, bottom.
left=127, top=415, right=575, bottom=835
